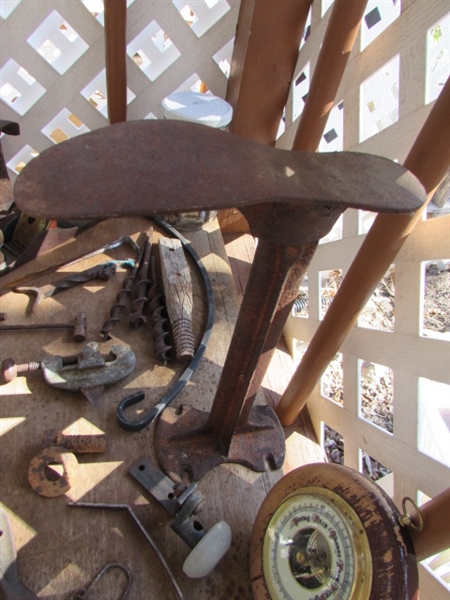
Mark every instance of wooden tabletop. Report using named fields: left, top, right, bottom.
left=0, top=217, right=323, bottom=600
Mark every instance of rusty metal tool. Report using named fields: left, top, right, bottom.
left=28, top=430, right=108, bottom=497
left=1, top=355, right=76, bottom=383
left=0, top=311, right=87, bottom=341
left=28, top=445, right=78, bottom=497
left=129, top=456, right=231, bottom=578
left=0, top=233, right=141, bottom=293
left=0, top=506, right=38, bottom=600
left=28, top=429, right=107, bottom=498
left=0, top=210, right=77, bottom=276
left=1, top=343, right=135, bottom=404
left=147, top=255, right=173, bottom=364
left=41, top=429, right=108, bottom=453
left=67, top=501, right=184, bottom=600
left=40, top=342, right=136, bottom=404
left=2, top=211, right=48, bottom=258
left=14, top=259, right=135, bottom=313
left=101, top=235, right=147, bottom=340
left=129, top=231, right=153, bottom=328
left=116, top=217, right=215, bottom=431
left=12, top=120, right=426, bottom=481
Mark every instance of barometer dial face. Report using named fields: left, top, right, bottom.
left=262, top=488, right=372, bottom=600
left=250, top=463, right=419, bottom=600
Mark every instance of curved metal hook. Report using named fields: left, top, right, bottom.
left=71, top=562, right=133, bottom=600
left=116, top=390, right=157, bottom=431
left=116, top=217, right=215, bottom=432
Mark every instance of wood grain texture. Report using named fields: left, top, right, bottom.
left=226, top=0, right=312, bottom=146
left=104, top=0, right=127, bottom=124
left=158, top=236, right=194, bottom=362
left=0, top=217, right=323, bottom=599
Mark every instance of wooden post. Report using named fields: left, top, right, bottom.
left=227, top=0, right=312, bottom=145
left=104, top=0, right=127, bottom=125
left=220, top=0, right=312, bottom=233
left=276, top=76, right=450, bottom=426
left=411, top=488, right=450, bottom=561
left=292, top=0, right=369, bottom=152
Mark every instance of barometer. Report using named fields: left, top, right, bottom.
left=250, top=463, right=419, bottom=600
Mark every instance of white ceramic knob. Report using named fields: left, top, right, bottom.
left=182, top=520, right=232, bottom=578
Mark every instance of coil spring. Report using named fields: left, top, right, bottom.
left=148, top=256, right=173, bottom=364
left=293, top=295, right=308, bottom=314
left=292, top=294, right=334, bottom=315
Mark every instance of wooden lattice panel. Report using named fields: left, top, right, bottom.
left=281, top=1, right=450, bottom=596
left=1, top=0, right=449, bottom=596
left=0, top=0, right=240, bottom=185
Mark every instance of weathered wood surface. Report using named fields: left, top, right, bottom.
left=0, top=217, right=323, bottom=600
left=158, top=236, right=194, bottom=362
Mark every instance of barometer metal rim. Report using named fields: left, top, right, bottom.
left=262, top=486, right=373, bottom=600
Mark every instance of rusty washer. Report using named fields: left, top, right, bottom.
left=28, top=445, right=78, bottom=497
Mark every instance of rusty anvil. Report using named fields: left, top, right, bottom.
left=13, top=120, right=425, bottom=482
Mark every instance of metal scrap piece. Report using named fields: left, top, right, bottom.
left=41, top=343, right=135, bottom=394
left=28, top=446, right=78, bottom=497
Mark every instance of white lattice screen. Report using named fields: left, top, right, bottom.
left=0, top=0, right=239, bottom=185
left=280, top=1, right=450, bottom=597
left=1, top=0, right=449, bottom=596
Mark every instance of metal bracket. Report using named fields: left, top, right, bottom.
left=129, top=456, right=206, bottom=549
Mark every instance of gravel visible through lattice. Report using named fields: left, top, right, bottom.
left=423, top=264, right=450, bottom=333
left=294, top=261, right=450, bottom=481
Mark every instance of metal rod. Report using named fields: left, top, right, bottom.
left=0, top=323, right=75, bottom=331
left=67, top=501, right=184, bottom=600
left=0, top=311, right=87, bottom=342
left=276, top=76, right=450, bottom=426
